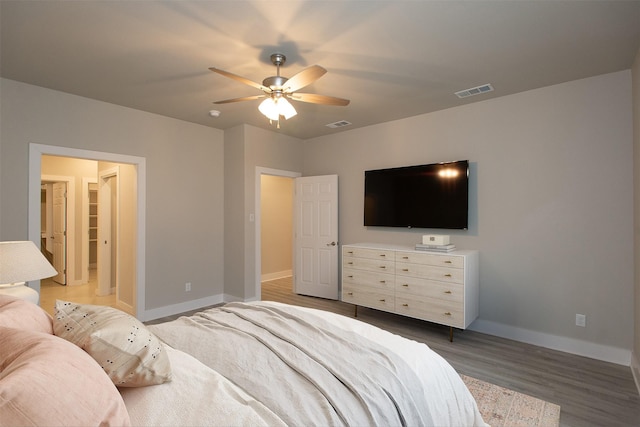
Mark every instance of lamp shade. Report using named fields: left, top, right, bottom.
left=259, top=98, right=280, bottom=121
left=0, top=241, right=58, bottom=287
left=258, top=97, right=297, bottom=121
left=278, top=98, right=297, bottom=120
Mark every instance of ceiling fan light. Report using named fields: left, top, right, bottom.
left=278, top=97, right=297, bottom=120
left=258, top=98, right=279, bottom=121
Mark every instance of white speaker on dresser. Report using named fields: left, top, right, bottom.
left=422, top=234, right=450, bottom=246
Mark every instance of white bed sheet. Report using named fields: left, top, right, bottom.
left=120, top=345, right=287, bottom=427
left=122, top=301, right=487, bottom=427
left=259, top=301, right=487, bottom=427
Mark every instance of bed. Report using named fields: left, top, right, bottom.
left=0, top=294, right=487, bottom=426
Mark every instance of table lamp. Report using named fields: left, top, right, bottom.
left=0, top=240, right=58, bottom=304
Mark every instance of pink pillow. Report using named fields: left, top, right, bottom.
left=0, top=326, right=131, bottom=426
left=0, top=294, right=53, bottom=334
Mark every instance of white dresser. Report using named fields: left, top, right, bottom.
left=342, top=243, right=479, bottom=340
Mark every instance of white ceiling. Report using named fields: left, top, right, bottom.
left=2, top=1, right=639, bottom=140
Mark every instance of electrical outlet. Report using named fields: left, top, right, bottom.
left=576, top=313, right=586, bottom=327
left=185, top=282, right=191, bottom=292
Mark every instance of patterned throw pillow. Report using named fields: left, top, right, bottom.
left=53, top=300, right=172, bottom=387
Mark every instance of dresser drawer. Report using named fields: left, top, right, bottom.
left=341, top=244, right=479, bottom=334
left=396, top=295, right=464, bottom=328
left=343, top=256, right=395, bottom=274
left=343, top=247, right=395, bottom=261
left=395, top=262, right=463, bottom=283
left=343, top=267, right=395, bottom=290
left=396, top=251, right=463, bottom=268
left=395, top=277, right=463, bottom=303
left=342, top=284, right=394, bottom=312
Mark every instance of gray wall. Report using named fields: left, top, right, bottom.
left=1, top=69, right=635, bottom=365
left=0, top=78, right=225, bottom=315
left=303, top=71, right=634, bottom=363
left=224, top=125, right=303, bottom=301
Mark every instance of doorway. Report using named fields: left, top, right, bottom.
left=260, top=174, right=294, bottom=282
left=39, top=157, right=129, bottom=313
left=255, top=167, right=300, bottom=300
left=40, top=174, right=75, bottom=286
left=255, top=168, right=340, bottom=301
left=28, top=143, right=146, bottom=318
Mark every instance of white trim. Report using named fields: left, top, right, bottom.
left=97, top=166, right=120, bottom=298
left=140, top=294, right=225, bottom=322
left=631, top=351, right=640, bottom=395
left=29, top=143, right=146, bottom=319
left=41, top=174, right=77, bottom=285
left=254, top=167, right=301, bottom=301
left=469, top=318, right=632, bottom=366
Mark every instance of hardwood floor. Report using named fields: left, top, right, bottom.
left=39, top=269, right=116, bottom=317
left=258, top=277, right=640, bottom=427
left=82, top=274, right=639, bottom=427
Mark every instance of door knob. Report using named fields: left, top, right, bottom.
left=326, top=241, right=337, bottom=246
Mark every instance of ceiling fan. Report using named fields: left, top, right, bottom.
left=209, top=53, right=350, bottom=127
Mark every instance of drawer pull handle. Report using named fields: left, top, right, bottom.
left=402, top=256, right=409, bottom=259
left=444, top=260, right=452, bottom=264
left=347, top=275, right=353, bottom=278
left=380, top=254, right=386, bottom=257
left=444, top=290, right=452, bottom=294
left=402, top=268, right=409, bottom=272
left=347, top=251, right=354, bottom=254
left=402, top=303, right=408, bottom=307
left=379, top=266, right=386, bottom=269
left=348, top=262, right=353, bottom=265
left=347, top=292, right=353, bottom=296
left=444, top=274, right=452, bottom=278
left=444, top=312, right=452, bottom=316
left=402, top=284, right=409, bottom=287
left=379, top=299, right=386, bottom=302
left=380, top=280, right=386, bottom=283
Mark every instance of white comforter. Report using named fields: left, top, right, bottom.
left=121, top=301, right=486, bottom=427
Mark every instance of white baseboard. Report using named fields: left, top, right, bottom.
left=469, top=318, right=631, bottom=366
left=261, top=270, right=293, bottom=282
left=631, top=351, right=640, bottom=395
left=223, top=293, right=249, bottom=303
left=140, top=294, right=224, bottom=322
left=139, top=297, right=632, bottom=368
left=66, top=277, right=84, bottom=286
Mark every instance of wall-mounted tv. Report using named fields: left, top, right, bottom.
left=364, top=160, right=469, bottom=229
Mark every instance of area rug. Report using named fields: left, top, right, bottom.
left=461, top=374, right=561, bottom=427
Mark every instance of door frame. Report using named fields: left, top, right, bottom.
left=254, top=167, right=301, bottom=300
left=28, top=143, right=146, bottom=318
left=97, top=166, right=120, bottom=297
left=81, top=177, right=98, bottom=284
left=41, top=175, right=75, bottom=285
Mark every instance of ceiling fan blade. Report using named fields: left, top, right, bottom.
left=283, top=65, right=327, bottom=93
left=209, top=67, right=269, bottom=92
left=290, top=93, right=350, bottom=106
left=213, top=95, right=266, bottom=104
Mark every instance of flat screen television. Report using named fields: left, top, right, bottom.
left=364, top=160, right=469, bottom=229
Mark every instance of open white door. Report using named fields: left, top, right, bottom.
left=294, top=175, right=339, bottom=299
left=52, top=182, right=67, bottom=285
